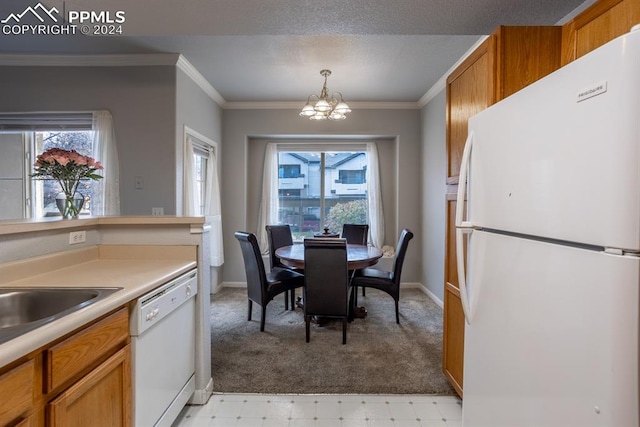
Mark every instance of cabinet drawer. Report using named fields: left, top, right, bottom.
left=0, top=359, right=34, bottom=426
left=45, top=308, right=129, bottom=392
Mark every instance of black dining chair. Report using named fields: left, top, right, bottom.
left=303, top=238, right=351, bottom=344
left=351, top=229, right=414, bottom=324
left=235, top=231, right=304, bottom=332
left=266, top=224, right=303, bottom=310
left=342, top=223, right=369, bottom=297
left=341, top=223, right=369, bottom=245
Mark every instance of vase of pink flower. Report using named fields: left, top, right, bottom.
left=31, top=148, right=103, bottom=219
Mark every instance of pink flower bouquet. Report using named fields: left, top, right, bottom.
left=31, top=148, right=103, bottom=218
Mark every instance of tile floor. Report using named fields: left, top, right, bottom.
left=173, top=393, right=462, bottom=427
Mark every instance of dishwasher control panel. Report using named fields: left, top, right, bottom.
left=130, top=269, right=197, bottom=336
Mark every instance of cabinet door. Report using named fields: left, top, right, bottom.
left=495, top=26, right=562, bottom=99
left=562, top=0, right=640, bottom=64
left=47, top=345, right=131, bottom=427
left=446, top=37, right=495, bottom=184
left=0, top=359, right=34, bottom=426
left=442, top=196, right=465, bottom=397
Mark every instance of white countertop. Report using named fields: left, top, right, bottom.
left=0, top=246, right=197, bottom=367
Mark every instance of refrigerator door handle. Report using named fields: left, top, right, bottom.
left=455, top=131, right=474, bottom=324
left=455, top=131, right=473, bottom=229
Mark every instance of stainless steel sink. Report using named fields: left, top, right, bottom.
left=0, top=287, right=122, bottom=345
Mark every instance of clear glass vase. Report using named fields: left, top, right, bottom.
left=56, top=192, right=84, bottom=219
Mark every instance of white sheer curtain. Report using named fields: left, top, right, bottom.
left=184, top=135, right=224, bottom=266
left=92, top=111, right=120, bottom=215
left=207, top=147, right=224, bottom=267
left=366, top=142, right=385, bottom=249
left=257, top=143, right=279, bottom=252
left=183, top=136, right=198, bottom=215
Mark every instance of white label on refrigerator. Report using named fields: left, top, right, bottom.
left=576, top=81, right=607, bottom=102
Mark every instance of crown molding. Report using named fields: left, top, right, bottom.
left=0, top=53, right=180, bottom=67
left=224, top=101, right=419, bottom=110
left=0, top=52, right=227, bottom=107
left=417, top=35, right=489, bottom=108
left=176, top=55, right=226, bottom=107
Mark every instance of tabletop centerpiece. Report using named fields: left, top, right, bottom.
left=31, top=148, right=103, bottom=219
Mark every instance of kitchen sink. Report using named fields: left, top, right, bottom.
left=0, top=287, right=122, bottom=345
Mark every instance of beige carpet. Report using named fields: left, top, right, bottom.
left=210, top=287, right=456, bottom=395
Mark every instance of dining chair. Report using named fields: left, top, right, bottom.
left=341, top=223, right=369, bottom=245
left=234, top=231, right=304, bottom=332
left=303, top=238, right=351, bottom=344
left=351, top=229, right=414, bottom=324
left=341, top=223, right=369, bottom=297
left=266, top=224, right=303, bottom=310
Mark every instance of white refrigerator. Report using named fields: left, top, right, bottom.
left=456, top=26, right=640, bottom=427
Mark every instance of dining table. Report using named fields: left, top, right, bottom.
left=275, top=243, right=383, bottom=320
left=275, top=243, right=383, bottom=270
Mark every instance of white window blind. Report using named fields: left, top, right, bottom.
left=0, top=113, right=93, bottom=131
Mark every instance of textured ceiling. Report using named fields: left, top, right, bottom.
left=0, top=0, right=595, bottom=104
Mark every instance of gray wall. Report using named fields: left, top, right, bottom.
left=0, top=66, right=177, bottom=215
left=175, top=68, right=223, bottom=215
left=221, top=108, right=422, bottom=284
left=420, top=90, right=447, bottom=303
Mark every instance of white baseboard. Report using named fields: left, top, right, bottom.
left=189, top=377, right=213, bottom=405
left=221, top=281, right=445, bottom=308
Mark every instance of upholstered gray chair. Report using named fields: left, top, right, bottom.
left=266, top=224, right=303, bottom=310
left=235, top=231, right=304, bottom=332
left=351, top=229, right=414, bottom=324
left=303, top=238, right=351, bottom=344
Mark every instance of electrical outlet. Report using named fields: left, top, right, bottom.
left=152, top=207, right=164, bottom=216
left=69, top=230, right=86, bottom=245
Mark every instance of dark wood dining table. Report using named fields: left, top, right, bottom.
left=275, top=243, right=383, bottom=270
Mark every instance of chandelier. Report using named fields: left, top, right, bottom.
left=299, top=69, right=351, bottom=121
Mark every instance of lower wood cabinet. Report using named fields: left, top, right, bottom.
left=0, top=359, right=35, bottom=426
left=0, top=307, right=131, bottom=427
left=47, top=345, right=131, bottom=427
left=443, top=282, right=465, bottom=397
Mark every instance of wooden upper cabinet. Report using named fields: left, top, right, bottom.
left=446, top=26, right=561, bottom=185
left=446, top=36, right=495, bottom=185
left=494, top=26, right=563, bottom=100
left=562, top=0, right=640, bottom=65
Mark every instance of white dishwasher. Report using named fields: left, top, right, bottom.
left=130, top=269, right=198, bottom=427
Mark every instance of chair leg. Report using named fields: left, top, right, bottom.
left=260, top=306, right=266, bottom=332
left=395, top=299, right=400, bottom=324
left=354, top=286, right=358, bottom=306
left=284, top=290, right=289, bottom=311
left=342, top=318, right=347, bottom=345
left=247, top=300, right=252, bottom=321
left=290, top=289, right=296, bottom=311
left=362, top=287, right=366, bottom=297
left=305, top=315, right=310, bottom=342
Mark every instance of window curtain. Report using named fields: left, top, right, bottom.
left=184, top=135, right=224, bottom=267
left=92, top=111, right=120, bottom=215
left=257, top=142, right=279, bottom=253
left=366, top=142, right=385, bottom=249
left=206, top=147, right=224, bottom=267
left=183, top=137, right=198, bottom=215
